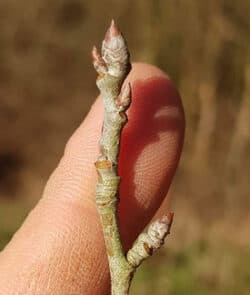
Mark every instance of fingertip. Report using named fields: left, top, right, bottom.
left=118, top=62, right=185, bottom=248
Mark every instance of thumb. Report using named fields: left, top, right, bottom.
left=0, top=63, right=184, bottom=295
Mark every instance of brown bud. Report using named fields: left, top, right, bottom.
left=92, top=46, right=107, bottom=74
left=116, top=82, right=131, bottom=109
left=165, top=212, right=174, bottom=226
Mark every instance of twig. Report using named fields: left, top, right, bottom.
left=127, top=213, right=174, bottom=268
left=93, top=20, right=174, bottom=295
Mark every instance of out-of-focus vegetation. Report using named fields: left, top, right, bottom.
left=131, top=242, right=250, bottom=295
left=0, top=0, right=249, bottom=294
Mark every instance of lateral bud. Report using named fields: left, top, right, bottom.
left=147, top=213, right=174, bottom=247
left=92, top=46, right=107, bottom=75
left=117, top=82, right=131, bottom=110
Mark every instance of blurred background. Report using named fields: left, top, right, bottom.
left=0, top=0, right=249, bottom=294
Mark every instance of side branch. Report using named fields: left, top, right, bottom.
left=127, top=213, right=174, bottom=268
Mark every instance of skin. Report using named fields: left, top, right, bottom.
left=0, top=63, right=185, bottom=295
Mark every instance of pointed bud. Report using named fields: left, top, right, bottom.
left=91, top=46, right=99, bottom=61
left=166, top=212, right=174, bottom=224
left=105, top=19, right=120, bottom=41
left=117, top=82, right=131, bottom=110
left=163, top=212, right=174, bottom=234
left=102, top=20, right=130, bottom=78
left=92, top=46, right=107, bottom=74
left=147, top=214, right=173, bottom=248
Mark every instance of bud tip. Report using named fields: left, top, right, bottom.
left=105, top=19, right=120, bottom=41
left=165, top=212, right=174, bottom=228
left=92, top=46, right=98, bottom=60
